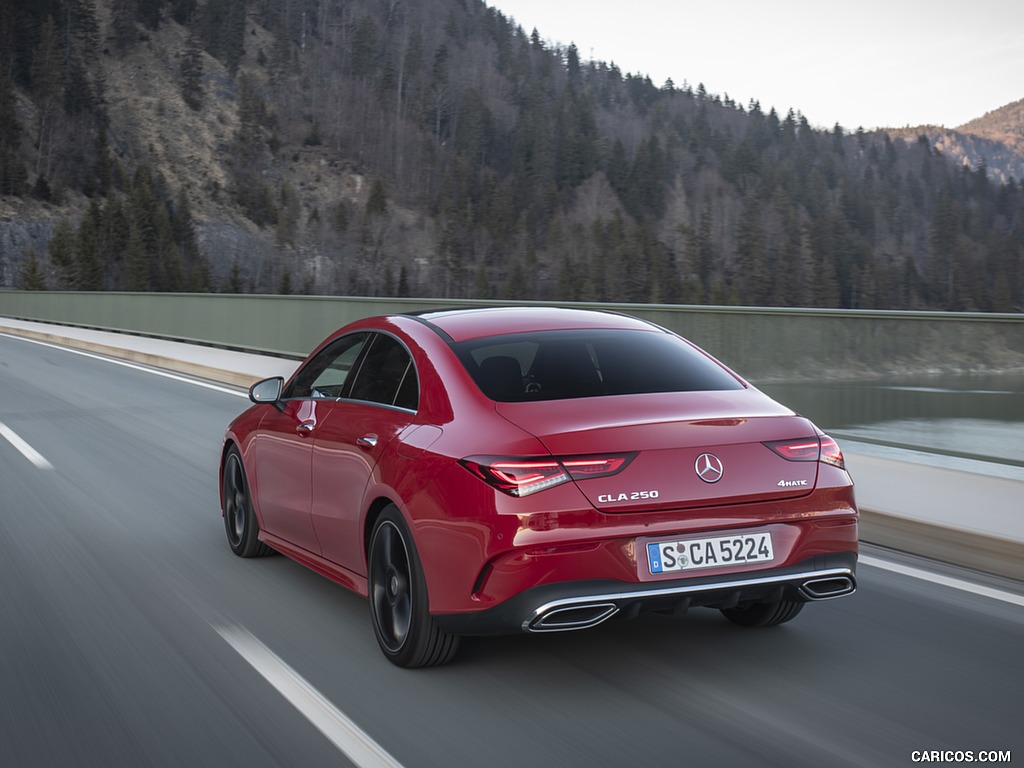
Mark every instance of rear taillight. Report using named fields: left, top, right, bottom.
left=461, top=458, right=568, bottom=496
left=817, top=435, right=845, bottom=469
left=461, top=453, right=634, bottom=497
left=764, top=438, right=820, bottom=461
left=764, top=436, right=846, bottom=470
left=561, top=455, right=632, bottom=478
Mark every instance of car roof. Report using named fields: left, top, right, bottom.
left=406, top=306, right=660, bottom=343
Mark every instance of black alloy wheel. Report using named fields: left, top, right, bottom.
left=368, top=505, right=459, bottom=668
left=222, top=447, right=273, bottom=558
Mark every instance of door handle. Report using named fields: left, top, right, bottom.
left=296, top=420, right=316, bottom=435
left=356, top=434, right=378, bottom=449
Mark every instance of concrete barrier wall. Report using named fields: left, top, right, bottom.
left=1, top=291, right=1022, bottom=380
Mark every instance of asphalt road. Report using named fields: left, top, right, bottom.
left=1, top=333, right=1021, bottom=768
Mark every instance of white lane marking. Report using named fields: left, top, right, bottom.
left=860, top=554, right=1024, bottom=608
left=215, top=625, right=404, bottom=768
left=0, top=421, right=54, bottom=470
left=0, top=333, right=247, bottom=397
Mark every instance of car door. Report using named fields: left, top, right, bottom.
left=249, top=332, right=370, bottom=554
left=310, top=332, right=419, bottom=571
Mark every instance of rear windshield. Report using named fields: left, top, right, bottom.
left=454, top=329, right=743, bottom=402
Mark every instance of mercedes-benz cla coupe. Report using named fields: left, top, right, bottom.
left=220, top=307, right=858, bottom=667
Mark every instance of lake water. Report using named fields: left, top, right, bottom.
left=758, top=373, right=1024, bottom=481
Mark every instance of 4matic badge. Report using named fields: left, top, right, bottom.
left=777, top=479, right=809, bottom=487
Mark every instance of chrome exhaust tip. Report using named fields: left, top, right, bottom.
left=526, top=603, right=619, bottom=632
left=799, top=575, right=856, bottom=600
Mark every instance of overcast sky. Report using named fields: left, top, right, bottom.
left=489, top=0, right=1024, bottom=131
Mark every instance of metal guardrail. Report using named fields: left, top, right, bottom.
left=1, top=291, right=1022, bottom=380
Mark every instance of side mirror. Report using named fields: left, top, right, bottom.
left=249, top=377, right=284, bottom=404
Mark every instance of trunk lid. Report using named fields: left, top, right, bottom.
left=495, top=389, right=820, bottom=512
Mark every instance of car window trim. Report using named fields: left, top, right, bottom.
left=342, top=397, right=418, bottom=415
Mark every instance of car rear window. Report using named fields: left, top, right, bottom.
left=454, top=329, right=743, bottom=402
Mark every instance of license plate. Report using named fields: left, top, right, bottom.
left=646, top=532, right=774, bottom=574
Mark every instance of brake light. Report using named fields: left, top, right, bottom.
left=562, top=455, right=632, bottom=478
left=818, top=435, right=846, bottom=469
left=461, top=459, right=569, bottom=496
left=764, top=438, right=820, bottom=461
left=764, top=436, right=845, bottom=470
left=461, top=453, right=634, bottom=497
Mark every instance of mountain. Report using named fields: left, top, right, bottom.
left=883, top=99, right=1024, bottom=185
left=960, top=99, right=1024, bottom=158
left=0, top=0, right=1022, bottom=312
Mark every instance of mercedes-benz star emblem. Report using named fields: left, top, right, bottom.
left=695, top=453, right=724, bottom=483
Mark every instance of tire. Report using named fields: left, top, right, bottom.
left=721, top=599, right=804, bottom=628
left=368, top=506, right=459, bottom=668
left=222, top=447, right=273, bottom=558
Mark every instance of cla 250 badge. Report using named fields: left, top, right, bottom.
left=598, top=490, right=660, bottom=503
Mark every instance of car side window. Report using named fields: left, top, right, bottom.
left=285, top=333, right=370, bottom=399
left=347, top=334, right=418, bottom=410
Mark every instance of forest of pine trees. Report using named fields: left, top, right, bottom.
left=0, top=0, right=1021, bottom=311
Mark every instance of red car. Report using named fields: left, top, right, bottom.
left=220, top=307, right=858, bottom=667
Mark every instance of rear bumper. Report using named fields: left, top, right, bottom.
left=434, top=552, right=857, bottom=636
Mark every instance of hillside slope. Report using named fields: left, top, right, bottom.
left=884, top=99, right=1024, bottom=185
left=0, top=0, right=1021, bottom=312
